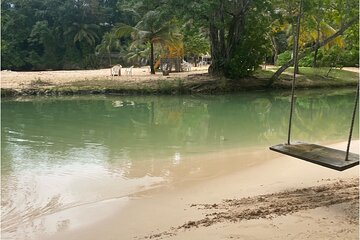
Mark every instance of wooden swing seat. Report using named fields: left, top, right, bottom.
left=270, top=142, right=359, bottom=171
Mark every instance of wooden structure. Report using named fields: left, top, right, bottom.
left=270, top=142, right=359, bottom=171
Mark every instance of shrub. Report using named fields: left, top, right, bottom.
left=275, top=50, right=292, bottom=66
left=224, top=32, right=270, bottom=78
left=83, top=54, right=101, bottom=69
left=318, top=47, right=344, bottom=68
left=224, top=46, right=265, bottom=78
left=317, top=46, right=358, bottom=67
left=222, top=6, right=272, bottom=79
left=298, top=52, right=314, bottom=67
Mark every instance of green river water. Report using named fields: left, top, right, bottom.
left=1, top=89, right=358, bottom=238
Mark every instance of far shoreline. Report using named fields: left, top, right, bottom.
left=1, top=66, right=358, bottom=97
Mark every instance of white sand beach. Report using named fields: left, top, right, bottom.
left=0, top=66, right=209, bottom=89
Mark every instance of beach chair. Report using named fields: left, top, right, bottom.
left=125, top=66, right=133, bottom=76
left=181, top=60, right=192, bottom=72
left=111, top=65, right=122, bottom=76
left=198, top=61, right=205, bottom=67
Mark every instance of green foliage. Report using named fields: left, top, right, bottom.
left=65, top=23, right=100, bottom=46
left=224, top=42, right=267, bottom=78
left=274, top=32, right=289, bottom=54
left=95, top=32, right=123, bottom=66
left=285, top=67, right=359, bottom=82
left=183, top=26, right=209, bottom=61
left=298, top=53, right=314, bottom=67
left=126, top=43, right=150, bottom=66
left=83, top=54, right=101, bottom=69
left=276, top=51, right=292, bottom=66
left=112, top=10, right=183, bottom=73
left=220, top=0, right=273, bottom=78
left=1, top=0, right=358, bottom=73
left=1, top=0, right=119, bottom=70
left=317, top=46, right=349, bottom=68
left=1, top=0, right=35, bottom=69
left=277, top=43, right=358, bottom=68
left=341, top=23, right=359, bottom=66
left=28, top=20, right=59, bottom=69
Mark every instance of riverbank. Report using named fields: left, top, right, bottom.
left=1, top=66, right=358, bottom=97
left=5, top=141, right=357, bottom=240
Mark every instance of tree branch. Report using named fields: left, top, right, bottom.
left=267, top=16, right=358, bottom=86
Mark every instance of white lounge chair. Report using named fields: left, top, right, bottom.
left=111, top=64, right=122, bottom=76
left=181, top=60, right=192, bottom=72
left=125, top=66, right=133, bottom=76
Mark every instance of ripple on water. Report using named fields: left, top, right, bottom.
left=1, top=162, right=164, bottom=240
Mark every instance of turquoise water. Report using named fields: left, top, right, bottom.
left=1, top=89, right=358, bottom=238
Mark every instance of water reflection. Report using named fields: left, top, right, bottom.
left=1, top=89, right=358, bottom=239
left=2, top=90, right=358, bottom=179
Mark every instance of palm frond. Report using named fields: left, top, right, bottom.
left=122, top=8, right=142, bottom=20
left=96, top=32, right=120, bottom=54
left=286, top=16, right=345, bottom=50
left=113, top=23, right=137, bottom=38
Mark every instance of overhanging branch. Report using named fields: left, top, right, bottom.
left=267, top=16, right=358, bottom=86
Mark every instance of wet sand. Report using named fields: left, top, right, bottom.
left=8, top=141, right=356, bottom=240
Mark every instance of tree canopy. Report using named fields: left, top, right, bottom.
left=1, top=0, right=358, bottom=80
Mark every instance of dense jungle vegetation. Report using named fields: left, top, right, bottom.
left=1, top=0, right=359, bottom=80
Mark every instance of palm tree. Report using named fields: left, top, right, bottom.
left=96, top=32, right=120, bottom=67
left=113, top=11, right=182, bottom=74
left=305, top=17, right=345, bottom=67
left=126, top=43, right=150, bottom=66
left=65, top=23, right=100, bottom=46
left=287, top=17, right=345, bottom=66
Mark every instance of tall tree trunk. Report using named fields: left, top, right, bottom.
left=219, top=0, right=226, bottom=56
left=270, top=35, right=278, bottom=64
left=267, top=16, right=357, bottom=86
left=312, top=19, right=321, bottom=67
left=291, top=23, right=300, bottom=74
left=108, top=50, right=112, bottom=67
left=208, top=18, right=223, bottom=75
left=208, top=0, right=251, bottom=76
left=226, top=0, right=250, bottom=58
left=108, top=50, right=112, bottom=76
left=150, top=42, right=155, bottom=74
left=293, top=0, right=302, bottom=75
left=313, top=47, right=319, bottom=67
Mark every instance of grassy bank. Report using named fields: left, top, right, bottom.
left=257, top=66, right=358, bottom=89
left=1, top=67, right=358, bottom=97
left=285, top=67, right=359, bottom=82
left=1, top=76, right=267, bottom=97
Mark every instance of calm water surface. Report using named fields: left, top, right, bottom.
left=1, top=89, right=358, bottom=238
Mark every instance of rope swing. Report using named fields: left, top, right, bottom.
left=270, top=0, right=359, bottom=171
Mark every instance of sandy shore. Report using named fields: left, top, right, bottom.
left=2, top=66, right=358, bottom=87
left=12, top=141, right=356, bottom=240
left=1, top=66, right=358, bottom=95
left=0, top=66, right=209, bottom=89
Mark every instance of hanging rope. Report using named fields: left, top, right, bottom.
left=287, top=0, right=303, bottom=145
left=345, top=82, right=359, bottom=161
